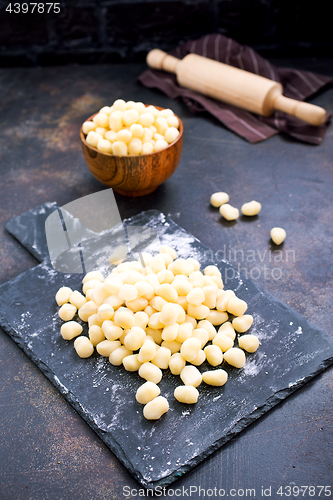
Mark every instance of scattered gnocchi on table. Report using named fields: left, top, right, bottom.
left=55, top=246, right=259, bottom=420
left=82, top=99, right=180, bottom=156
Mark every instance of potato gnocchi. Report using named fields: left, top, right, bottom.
left=83, top=99, right=180, bottom=156
left=55, top=246, right=259, bottom=420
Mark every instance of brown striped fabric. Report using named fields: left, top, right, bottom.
left=138, top=34, right=332, bottom=144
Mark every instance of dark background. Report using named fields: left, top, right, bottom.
left=0, top=0, right=332, bottom=67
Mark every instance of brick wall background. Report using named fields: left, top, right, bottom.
left=0, top=0, right=332, bottom=66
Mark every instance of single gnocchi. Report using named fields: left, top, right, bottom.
left=58, top=303, right=77, bottom=321
left=223, top=347, right=246, bottom=368
left=226, top=296, right=247, bottom=317
left=109, top=346, right=133, bottom=366
left=168, top=353, right=186, bottom=375
left=180, top=337, right=201, bottom=362
left=123, top=354, right=142, bottom=372
left=238, top=334, right=260, bottom=353
left=174, top=385, right=199, bottom=404
left=55, top=286, right=72, bottom=306
left=97, top=340, right=121, bottom=357
left=232, top=314, right=254, bottom=333
left=180, top=365, right=202, bottom=387
left=136, top=381, right=161, bottom=404
left=202, top=369, right=228, bottom=386
left=139, top=362, right=163, bottom=384
left=204, top=344, right=223, bottom=366
left=74, top=336, right=94, bottom=358
left=60, top=321, right=82, bottom=340
left=212, top=332, right=234, bottom=352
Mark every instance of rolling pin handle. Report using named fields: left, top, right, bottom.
left=146, top=49, right=180, bottom=74
left=274, top=95, right=326, bottom=126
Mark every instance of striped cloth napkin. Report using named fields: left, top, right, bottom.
left=138, top=34, right=332, bottom=144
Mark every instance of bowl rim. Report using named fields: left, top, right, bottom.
left=80, top=104, right=183, bottom=158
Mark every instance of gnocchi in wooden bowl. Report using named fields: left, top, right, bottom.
left=80, top=99, right=183, bottom=197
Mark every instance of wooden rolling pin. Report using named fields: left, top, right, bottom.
left=146, top=49, right=326, bottom=126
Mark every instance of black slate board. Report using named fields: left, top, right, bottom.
left=1, top=203, right=333, bottom=489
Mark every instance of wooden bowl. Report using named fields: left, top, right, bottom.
left=80, top=107, right=183, bottom=197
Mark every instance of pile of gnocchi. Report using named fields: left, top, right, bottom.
left=55, top=247, right=259, bottom=420
left=82, top=99, right=180, bottom=156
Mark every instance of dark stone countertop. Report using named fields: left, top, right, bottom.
left=0, top=59, right=332, bottom=499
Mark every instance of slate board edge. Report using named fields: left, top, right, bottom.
left=2, top=206, right=333, bottom=489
